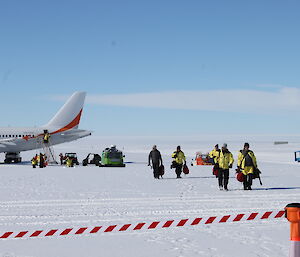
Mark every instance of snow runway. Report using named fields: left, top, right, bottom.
left=0, top=136, right=299, bottom=256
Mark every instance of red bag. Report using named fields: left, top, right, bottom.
left=159, top=165, right=165, bottom=176
left=236, top=172, right=244, bottom=182
left=212, top=166, right=218, bottom=177
left=183, top=164, right=189, bottom=174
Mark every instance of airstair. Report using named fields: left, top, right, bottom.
left=37, top=135, right=58, bottom=165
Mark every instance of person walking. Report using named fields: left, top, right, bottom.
left=209, top=144, right=220, bottom=177
left=217, top=143, right=234, bottom=191
left=171, top=146, right=186, bottom=179
left=237, top=143, right=258, bottom=190
left=148, top=145, right=163, bottom=179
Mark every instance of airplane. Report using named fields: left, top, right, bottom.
left=0, top=91, right=91, bottom=163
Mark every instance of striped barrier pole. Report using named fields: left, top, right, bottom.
left=285, top=203, right=300, bottom=257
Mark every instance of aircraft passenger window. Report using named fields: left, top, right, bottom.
left=19, top=135, right=21, bottom=137
left=9, top=135, right=11, bottom=137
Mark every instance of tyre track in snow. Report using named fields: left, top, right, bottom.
left=0, top=191, right=298, bottom=207
left=0, top=192, right=295, bottom=227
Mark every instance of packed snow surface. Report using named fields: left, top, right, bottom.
left=1, top=135, right=300, bottom=257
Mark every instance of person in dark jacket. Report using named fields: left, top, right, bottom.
left=148, top=145, right=163, bottom=179
left=39, top=153, right=45, bottom=168
left=59, top=153, right=64, bottom=165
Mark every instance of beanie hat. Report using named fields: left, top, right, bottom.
left=244, top=142, right=250, bottom=148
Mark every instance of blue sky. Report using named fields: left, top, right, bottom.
left=0, top=0, right=299, bottom=135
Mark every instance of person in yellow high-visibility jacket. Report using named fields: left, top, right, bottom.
left=43, top=132, right=50, bottom=144
left=31, top=155, right=38, bottom=168
left=209, top=144, right=221, bottom=177
left=66, top=157, right=73, bottom=167
left=209, top=144, right=220, bottom=164
left=237, top=142, right=257, bottom=190
left=217, top=143, right=234, bottom=191
left=171, top=146, right=186, bottom=178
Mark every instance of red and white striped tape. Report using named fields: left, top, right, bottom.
left=0, top=210, right=285, bottom=240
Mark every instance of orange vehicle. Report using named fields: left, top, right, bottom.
left=191, top=152, right=213, bottom=166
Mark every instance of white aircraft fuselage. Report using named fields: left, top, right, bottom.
left=0, top=92, right=91, bottom=157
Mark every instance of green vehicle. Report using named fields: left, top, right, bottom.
left=100, top=145, right=125, bottom=167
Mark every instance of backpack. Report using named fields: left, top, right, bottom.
left=253, top=168, right=261, bottom=179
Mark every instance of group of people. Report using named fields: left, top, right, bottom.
left=148, top=145, right=186, bottom=179
left=31, top=153, right=47, bottom=168
left=31, top=153, right=74, bottom=168
left=148, top=143, right=259, bottom=190
left=209, top=142, right=258, bottom=191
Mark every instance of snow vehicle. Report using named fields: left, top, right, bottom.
left=295, top=151, right=300, bottom=162
left=191, top=152, right=213, bottom=166
left=82, top=153, right=101, bottom=166
left=64, top=153, right=79, bottom=165
left=100, top=145, right=125, bottom=167
left=4, top=152, right=22, bottom=163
